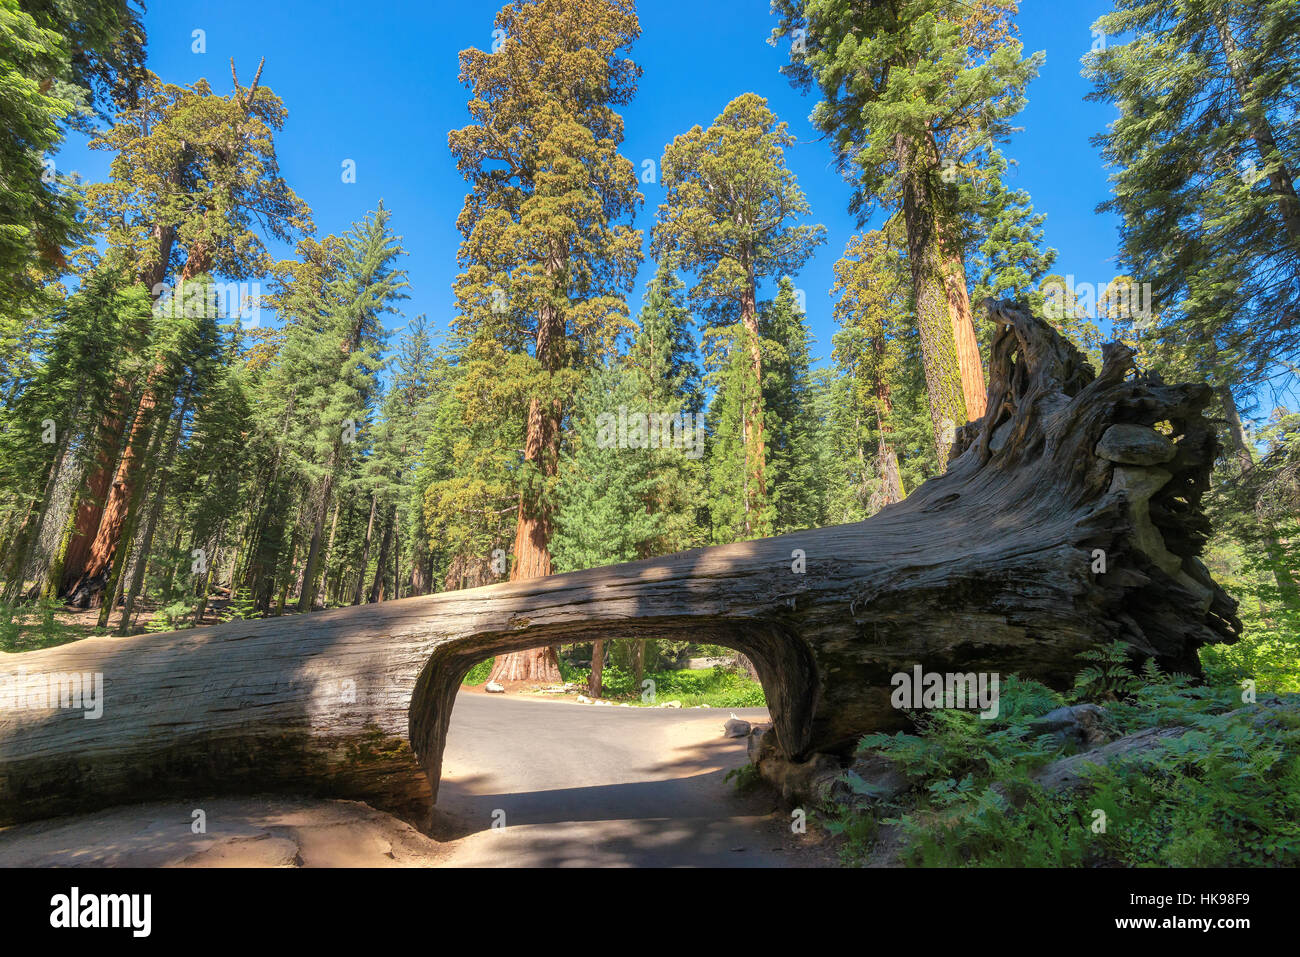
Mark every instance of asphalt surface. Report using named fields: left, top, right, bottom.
left=433, top=692, right=809, bottom=867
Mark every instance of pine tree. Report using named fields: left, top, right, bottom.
left=1085, top=0, right=1300, bottom=382
left=60, top=64, right=313, bottom=604
left=762, top=276, right=826, bottom=533
left=830, top=231, right=911, bottom=517
left=652, top=92, right=825, bottom=538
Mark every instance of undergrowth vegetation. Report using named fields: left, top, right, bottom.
left=826, top=643, right=1300, bottom=867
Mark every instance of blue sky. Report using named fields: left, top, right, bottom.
left=57, top=0, right=1122, bottom=367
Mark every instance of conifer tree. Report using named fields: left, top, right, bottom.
left=653, top=93, right=825, bottom=538
left=772, top=0, right=1042, bottom=464
left=445, top=0, right=644, bottom=683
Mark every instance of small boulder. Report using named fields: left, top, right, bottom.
left=484, top=680, right=505, bottom=694
left=576, top=694, right=590, bottom=704
left=820, top=753, right=910, bottom=806
left=659, top=700, right=682, bottom=709
left=1096, top=424, right=1176, bottom=465
left=722, top=714, right=751, bottom=738
left=1027, top=703, right=1108, bottom=748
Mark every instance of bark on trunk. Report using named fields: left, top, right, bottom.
left=490, top=257, right=565, bottom=687
left=0, top=302, right=1240, bottom=827
left=896, top=133, right=967, bottom=468
left=66, top=386, right=158, bottom=608
left=588, top=639, right=604, bottom=697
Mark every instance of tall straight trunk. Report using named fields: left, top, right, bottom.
left=118, top=392, right=190, bottom=634
left=42, top=485, right=82, bottom=600
left=739, top=255, right=768, bottom=537
left=925, top=130, right=986, bottom=422
left=871, top=330, right=906, bottom=509
left=11, top=399, right=83, bottom=598
left=59, top=405, right=126, bottom=594
left=353, top=494, right=378, bottom=605
left=393, top=515, right=401, bottom=601
left=490, top=252, right=565, bottom=686
left=895, top=133, right=967, bottom=469
left=1215, top=11, right=1300, bottom=246
left=275, top=529, right=299, bottom=616
left=319, top=498, right=341, bottom=606
left=69, top=382, right=159, bottom=606
left=95, top=414, right=168, bottom=629
left=368, top=508, right=395, bottom=604
left=192, top=521, right=223, bottom=626
left=941, top=241, right=986, bottom=420
left=297, top=470, right=335, bottom=612
left=2, top=501, right=40, bottom=601
left=632, top=639, right=645, bottom=688
left=588, top=639, right=604, bottom=697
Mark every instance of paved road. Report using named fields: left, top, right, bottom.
left=433, top=692, right=816, bottom=867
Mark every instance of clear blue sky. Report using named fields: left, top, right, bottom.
left=58, top=0, right=1122, bottom=368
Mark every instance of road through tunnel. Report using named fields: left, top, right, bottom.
left=408, top=620, right=822, bottom=810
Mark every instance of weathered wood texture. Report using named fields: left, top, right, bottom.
left=0, top=302, right=1240, bottom=826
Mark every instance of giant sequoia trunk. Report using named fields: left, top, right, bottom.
left=896, top=134, right=967, bottom=467
left=0, top=303, right=1239, bottom=827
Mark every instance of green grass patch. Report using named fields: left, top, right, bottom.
left=0, top=600, right=80, bottom=653
left=573, top=664, right=765, bottom=708
left=461, top=658, right=494, bottom=686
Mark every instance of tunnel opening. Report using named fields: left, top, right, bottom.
left=409, top=621, right=821, bottom=842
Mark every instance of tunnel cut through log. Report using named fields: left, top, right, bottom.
left=0, top=301, right=1240, bottom=828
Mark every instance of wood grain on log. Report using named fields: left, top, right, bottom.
left=0, top=301, right=1240, bottom=827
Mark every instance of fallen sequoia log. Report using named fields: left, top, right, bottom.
left=0, top=301, right=1240, bottom=826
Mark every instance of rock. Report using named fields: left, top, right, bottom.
left=576, top=695, right=590, bottom=704
left=819, top=753, right=910, bottom=807
left=660, top=700, right=682, bottom=709
left=1027, top=703, right=1109, bottom=748
left=1096, top=423, right=1177, bottom=465
left=722, top=714, right=751, bottom=738
left=484, top=681, right=505, bottom=694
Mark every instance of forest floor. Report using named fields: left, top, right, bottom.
left=0, top=691, right=838, bottom=867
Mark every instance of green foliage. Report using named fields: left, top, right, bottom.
left=1084, top=0, right=1300, bottom=381
left=462, top=658, right=494, bottom=686
left=725, top=762, right=763, bottom=793
left=832, top=656, right=1300, bottom=868
left=218, top=587, right=260, bottom=623
left=564, top=662, right=766, bottom=708
left=0, top=598, right=75, bottom=652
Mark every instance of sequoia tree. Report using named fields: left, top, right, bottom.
left=61, top=64, right=311, bottom=605
left=446, top=0, right=644, bottom=683
left=653, top=93, right=825, bottom=538
left=772, top=0, right=1043, bottom=464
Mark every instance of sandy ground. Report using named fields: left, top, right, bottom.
left=0, top=796, right=448, bottom=867
left=0, top=692, right=837, bottom=867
